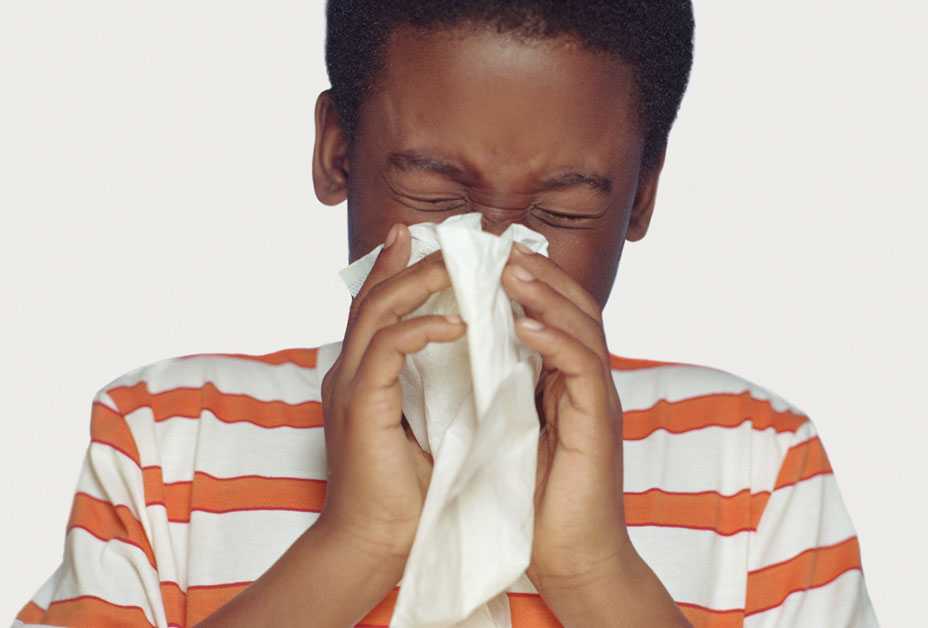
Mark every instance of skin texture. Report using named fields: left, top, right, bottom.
left=313, top=24, right=663, bottom=308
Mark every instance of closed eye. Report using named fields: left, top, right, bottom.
left=534, top=207, right=593, bottom=221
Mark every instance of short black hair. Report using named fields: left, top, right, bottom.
left=324, top=1, right=694, bottom=176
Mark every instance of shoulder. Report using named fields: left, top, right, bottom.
left=607, top=351, right=821, bottom=491
left=82, top=343, right=340, bottom=494
left=607, top=352, right=810, bottom=434
left=93, top=344, right=341, bottom=420
left=85, top=343, right=342, bottom=474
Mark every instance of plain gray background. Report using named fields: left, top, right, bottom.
left=1, top=2, right=924, bottom=625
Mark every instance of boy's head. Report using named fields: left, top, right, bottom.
left=313, top=1, right=694, bottom=308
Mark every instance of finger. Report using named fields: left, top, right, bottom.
left=340, top=250, right=451, bottom=377
left=346, top=223, right=412, bottom=334
left=501, top=262, right=610, bottom=368
left=513, top=316, right=617, bottom=442
left=351, top=314, right=468, bottom=429
left=509, top=243, right=603, bottom=323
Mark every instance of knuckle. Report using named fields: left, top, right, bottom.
left=356, top=283, right=391, bottom=325
left=367, top=325, right=394, bottom=353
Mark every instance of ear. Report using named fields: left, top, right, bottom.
left=312, top=89, right=351, bottom=207
left=626, top=146, right=666, bottom=242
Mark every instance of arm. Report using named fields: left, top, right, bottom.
left=193, top=518, right=404, bottom=628
left=530, top=541, right=691, bottom=628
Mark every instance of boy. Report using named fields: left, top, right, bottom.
left=13, top=1, right=878, bottom=627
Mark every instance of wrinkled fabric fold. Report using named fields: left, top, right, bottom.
left=338, top=213, right=549, bottom=627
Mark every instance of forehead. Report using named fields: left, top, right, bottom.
left=360, top=24, right=642, bottom=182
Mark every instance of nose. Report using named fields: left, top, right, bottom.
left=475, top=201, right=532, bottom=237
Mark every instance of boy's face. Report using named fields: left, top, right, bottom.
left=313, top=25, right=664, bottom=308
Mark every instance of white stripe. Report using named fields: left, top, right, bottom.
left=629, top=525, right=749, bottom=611
left=124, top=410, right=327, bottom=483
left=53, top=528, right=165, bottom=627
left=744, top=569, right=878, bottom=628
left=612, top=362, right=806, bottom=415
left=624, top=422, right=797, bottom=495
left=137, top=503, right=188, bottom=590
left=186, top=510, right=320, bottom=586
left=125, top=407, right=198, bottom=481
left=102, top=353, right=322, bottom=404
left=749, top=474, right=857, bottom=571
left=750, top=420, right=817, bottom=494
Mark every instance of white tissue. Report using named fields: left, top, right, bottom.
left=338, top=212, right=549, bottom=628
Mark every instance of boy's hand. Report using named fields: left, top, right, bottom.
left=316, top=223, right=467, bottom=564
left=500, top=243, right=628, bottom=589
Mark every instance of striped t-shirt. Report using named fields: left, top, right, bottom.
left=13, top=340, right=878, bottom=627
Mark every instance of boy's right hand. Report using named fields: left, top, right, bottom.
left=315, top=222, right=466, bottom=565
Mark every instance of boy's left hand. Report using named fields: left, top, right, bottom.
left=500, top=242, right=629, bottom=591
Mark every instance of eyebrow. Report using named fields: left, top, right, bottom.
left=386, top=150, right=613, bottom=196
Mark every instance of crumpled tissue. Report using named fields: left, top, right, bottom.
left=338, top=212, right=550, bottom=628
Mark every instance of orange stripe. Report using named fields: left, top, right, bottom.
left=144, top=469, right=326, bottom=521
left=42, top=595, right=154, bottom=628
left=142, top=466, right=193, bottom=522
left=625, top=488, right=771, bottom=536
left=609, top=354, right=685, bottom=370
left=623, top=390, right=807, bottom=441
left=508, top=592, right=561, bottom=626
left=146, top=470, right=777, bottom=536
left=359, top=588, right=399, bottom=625
left=68, top=492, right=157, bottom=569
left=678, top=602, right=744, bottom=628
left=186, top=581, right=251, bottom=627
left=176, top=347, right=318, bottom=368
left=15, top=600, right=45, bottom=623
left=774, top=436, right=833, bottom=490
left=90, top=401, right=140, bottom=465
left=191, top=471, right=326, bottom=516
left=160, top=581, right=186, bottom=627
left=746, top=536, right=861, bottom=616
left=107, top=380, right=324, bottom=429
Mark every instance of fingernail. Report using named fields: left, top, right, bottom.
left=384, top=224, right=399, bottom=249
left=513, top=242, right=532, bottom=255
left=519, top=317, right=545, bottom=331
left=510, top=265, right=535, bottom=281
left=445, top=314, right=463, bottom=324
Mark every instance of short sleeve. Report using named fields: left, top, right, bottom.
left=11, top=387, right=177, bottom=628
left=744, top=417, right=879, bottom=627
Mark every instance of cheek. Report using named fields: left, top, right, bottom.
left=544, top=233, right=622, bottom=306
